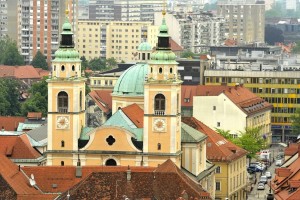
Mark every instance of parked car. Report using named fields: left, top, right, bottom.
left=275, top=159, right=283, bottom=166
left=257, top=182, right=265, bottom=190
left=259, top=175, right=268, bottom=184
left=249, top=162, right=265, bottom=172
left=247, top=166, right=257, bottom=173
left=265, top=171, right=272, bottom=179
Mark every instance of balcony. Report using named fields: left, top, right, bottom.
left=154, top=110, right=165, bottom=116
left=58, top=107, right=68, bottom=113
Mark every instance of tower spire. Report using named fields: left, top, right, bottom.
left=65, top=0, right=69, bottom=16
left=162, top=0, right=166, bottom=16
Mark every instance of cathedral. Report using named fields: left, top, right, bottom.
left=46, top=7, right=210, bottom=181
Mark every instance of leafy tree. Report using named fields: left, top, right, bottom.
left=21, top=78, right=48, bottom=116
left=88, top=57, right=106, bottom=71
left=291, top=108, right=300, bottom=135
left=215, top=128, right=232, bottom=140
left=265, top=25, right=284, bottom=45
left=0, top=79, right=21, bottom=116
left=106, top=57, right=117, bottom=68
left=292, top=41, right=300, bottom=54
left=181, top=50, right=195, bottom=58
left=31, top=51, right=48, bottom=70
left=2, top=41, right=24, bottom=66
left=80, top=56, right=88, bottom=70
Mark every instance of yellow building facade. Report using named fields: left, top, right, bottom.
left=76, top=20, right=158, bottom=62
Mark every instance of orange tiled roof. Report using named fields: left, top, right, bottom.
left=224, top=38, right=237, bottom=46
left=88, top=90, right=112, bottom=114
left=182, top=117, right=247, bottom=162
left=122, top=103, right=144, bottom=128
left=170, top=38, right=184, bottom=52
left=34, top=68, right=50, bottom=77
left=27, top=112, right=42, bottom=119
left=0, top=65, right=43, bottom=79
left=0, top=154, right=56, bottom=199
left=0, top=116, right=25, bottom=131
left=0, top=134, right=41, bottom=159
left=196, top=85, right=272, bottom=115
left=285, top=143, right=300, bottom=156
left=181, top=85, right=198, bottom=107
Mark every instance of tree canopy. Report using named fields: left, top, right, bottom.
left=265, top=25, right=284, bottom=45
left=292, top=41, right=300, bottom=54
left=0, top=36, right=24, bottom=66
left=0, top=79, right=21, bottom=116
left=88, top=57, right=107, bottom=71
left=21, top=78, right=48, bottom=116
left=181, top=50, right=195, bottom=58
left=291, top=108, right=300, bottom=135
left=31, top=51, right=48, bottom=70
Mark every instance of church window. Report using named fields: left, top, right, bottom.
left=61, top=65, right=65, bottom=71
left=142, top=53, right=145, bottom=60
left=54, top=65, right=56, bottom=71
left=61, top=140, right=65, bottom=147
left=159, top=67, right=162, bottom=74
left=58, top=91, right=68, bottom=113
left=72, top=65, right=75, bottom=71
left=61, top=161, right=64, bottom=166
left=154, top=94, right=165, bottom=115
left=105, top=159, right=117, bottom=166
left=151, top=67, right=153, bottom=73
left=170, top=68, right=173, bottom=73
left=148, top=53, right=150, bottom=60
left=106, top=135, right=116, bottom=146
left=157, top=143, right=161, bottom=150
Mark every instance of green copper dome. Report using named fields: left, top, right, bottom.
left=151, top=51, right=176, bottom=61
left=54, top=48, right=80, bottom=61
left=62, top=17, right=72, bottom=32
left=158, top=18, right=169, bottom=37
left=137, top=42, right=152, bottom=51
left=113, top=63, right=148, bottom=96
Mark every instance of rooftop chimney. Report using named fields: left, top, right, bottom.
left=126, top=165, right=131, bottom=181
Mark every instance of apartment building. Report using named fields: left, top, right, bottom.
left=154, top=12, right=226, bottom=53
left=217, top=0, right=265, bottom=44
left=17, top=0, right=77, bottom=65
left=0, top=0, right=18, bottom=40
left=77, top=20, right=158, bottom=61
left=79, top=0, right=164, bottom=21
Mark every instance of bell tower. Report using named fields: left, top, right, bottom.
left=143, top=6, right=182, bottom=167
left=46, top=7, right=86, bottom=166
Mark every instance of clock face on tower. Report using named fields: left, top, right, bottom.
left=56, top=116, right=70, bottom=129
left=153, top=118, right=166, bottom=132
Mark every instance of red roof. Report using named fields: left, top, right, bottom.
left=182, top=117, right=247, bottom=162
left=27, top=112, right=42, bottom=119
left=181, top=85, right=198, bottom=107
left=88, top=90, right=112, bottom=114
left=0, top=154, right=56, bottom=199
left=0, top=134, right=41, bottom=159
left=0, top=116, right=25, bottom=131
left=170, top=38, right=184, bottom=52
left=195, top=85, right=272, bottom=115
left=285, top=143, right=300, bottom=156
left=34, top=68, right=50, bottom=77
left=0, top=65, right=44, bottom=79
left=122, top=103, right=144, bottom=128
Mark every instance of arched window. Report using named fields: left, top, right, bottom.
left=105, top=159, right=117, bottom=166
left=61, top=140, right=65, bottom=147
left=170, top=68, right=173, bottom=73
left=58, top=91, right=68, bottom=113
left=151, top=67, right=153, bottom=73
left=154, top=94, right=165, bottom=115
left=142, top=53, right=145, bottom=60
left=157, top=143, right=161, bottom=150
left=159, top=67, right=163, bottom=74
left=54, top=65, right=56, bottom=71
left=61, top=161, right=64, bottom=166
left=61, top=65, right=65, bottom=71
left=72, top=65, right=75, bottom=71
left=148, top=53, right=150, bottom=60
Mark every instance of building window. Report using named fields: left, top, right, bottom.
left=157, top=143, right=161, bottom=150
left=170, top=68, right=173, bottom=73
left=61, top=140, right=65, bottom=147
left=61, top=65, right=65, bottom=71
left=80, top=91, right=82, bottom=110
left=216, top=166, right=221, bottom=173
left=216, top=181, right=221, bottom=191
left=58, top=91, right=68, bottom=113
left=154, top=94, right=165, bottom=115
left=106, top=135, right=116, bottom=146
left=72, top=65, right=75, bottom=71
left=61, top=161, right=64, bottom=166
left=184, top=98, right=190, bottom=103
left=217, top=122, right=220, bottom=127
left=159, top=67, right=162, bottom=74
left=213, top=106, right=216, bottom=110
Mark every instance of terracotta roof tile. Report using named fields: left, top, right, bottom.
left=89, top=90, right=112, bottom=114
left=0, top=155, right=55, bottom=199
left=195, top=85, right=272, bottom=115
left=181, top=85, right=198, bottom=107
left=285, top=143, right=300, bottom=156
left=182, top=117, right=247, bottom=162
left=0, top=134, right=41, bottom=159
left=0, top=116, right=25, bottom=131
left=27, top=112, right=42, bottom=119
left=0, top=65, right=44, bottom=79
left=122, top=103, right=144, bottom=128
left=170, top=38, right=184, bottom=52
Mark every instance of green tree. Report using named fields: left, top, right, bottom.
left=181, top=50, right=195, bottom=58
left=0, top=79, right=21, bottom=116
left=292, top=41, right=300, bottom=54
left=21, top=78, right=48, bottom=116
left=106, top=57, right=117, bottom=68
left=31, top=51, right=48, bottom=70
left=88, top=57, right=106, bottom=71
left=2, top=41, right=24, bottom=66
left=80, top=56, right=88, bottom=70
left=215, top=128, right=232, bottom=140
left=291, top=108, right=300, bottom=135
